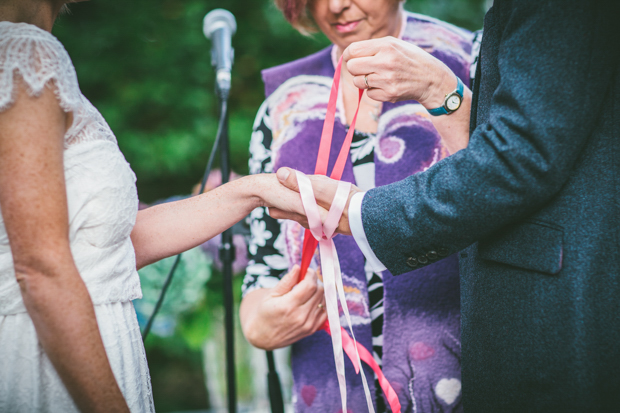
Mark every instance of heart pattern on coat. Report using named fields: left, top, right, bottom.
left=410, top=341, right=435, bottom=360
left=301, top=385, right=316, bottom=406
left=435, top=378, right=461, bottom=405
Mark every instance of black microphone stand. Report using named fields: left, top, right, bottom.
left=144, top=8, right=238, bottom=412
left=266, top=350, right=284, bottom=413
left=216, top=86, right=237, bottom=413
left=142, top=91, right=237, bottom=413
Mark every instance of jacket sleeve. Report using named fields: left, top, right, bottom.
left=361, top=0, right=618, bottom=275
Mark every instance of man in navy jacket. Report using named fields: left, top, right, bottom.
left=274, top=0, right=620, bottom=411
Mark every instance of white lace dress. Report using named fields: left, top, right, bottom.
left=0, top=22, right=155, bottom=412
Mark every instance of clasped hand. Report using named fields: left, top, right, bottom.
left=269, top=167, right=361, bottom=236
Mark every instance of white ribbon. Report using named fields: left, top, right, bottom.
left=296, top=171, right=375, bottom=413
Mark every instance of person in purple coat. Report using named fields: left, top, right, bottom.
left=239, top=1, right=475, bottom=411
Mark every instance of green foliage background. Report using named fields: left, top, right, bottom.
left=54, top=0, right=487, bottom=204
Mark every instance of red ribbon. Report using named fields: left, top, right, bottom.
left=296, top=56, right=401, bottom=413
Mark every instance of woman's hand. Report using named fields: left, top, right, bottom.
left=240, top=266, right=327, bottom=350
left=344, top=36, right=472, bottom=153
left=343, top=36, right=454, bottom=106
left=253, top=173, right=313, bottom=228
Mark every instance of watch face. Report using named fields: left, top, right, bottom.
left=446, top=94, right=461, bottom=111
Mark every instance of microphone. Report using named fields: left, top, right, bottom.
left=203, top=9, right=236, bottom=99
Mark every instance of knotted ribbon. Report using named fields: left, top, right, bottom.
left=294, top=56, right=401, bottom=413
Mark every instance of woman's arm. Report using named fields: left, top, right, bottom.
left=343, top=37, right=472, bottom=154
left=0, top=81, right=129, bottom=412
left=131, top=173, right=308, bottom=269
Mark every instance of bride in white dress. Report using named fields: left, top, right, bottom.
left=0, top=1, right=309, bottom=412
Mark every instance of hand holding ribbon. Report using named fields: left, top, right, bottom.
left=239, top=265, right=327, bottom=351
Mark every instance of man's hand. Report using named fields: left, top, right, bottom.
left=269, top=167, right=361, bottom=236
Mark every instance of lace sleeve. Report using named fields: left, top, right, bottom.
left=242, top=102, right=289, bottom=297
left=0, top=22, right=81, bottom=114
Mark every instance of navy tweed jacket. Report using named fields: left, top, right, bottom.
left=361, top=1, right=620, bottom=411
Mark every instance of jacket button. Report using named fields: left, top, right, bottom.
left=427, top=251, right=438, bottom=260
left=406, top=257, right=418, bottom=268
left=438, top=248, right=449, bottom=257
left=418, top=255, right=429, bottom=264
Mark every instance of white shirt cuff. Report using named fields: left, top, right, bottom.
left=348, top=192, right=387, bottom=273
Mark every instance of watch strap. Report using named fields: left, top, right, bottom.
left=427, top=105, right=449, bottom=116
left=427, top=76, right=464, bottom=116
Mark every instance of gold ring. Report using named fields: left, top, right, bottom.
left=318, top=303, right=324, bottom=310
left=364, top=74, right=370, bottom=89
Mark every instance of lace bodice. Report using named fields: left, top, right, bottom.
left=0, top=22, right=142, bottom=314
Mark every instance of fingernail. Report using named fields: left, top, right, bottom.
left=277, top=168, right=290, bottom=181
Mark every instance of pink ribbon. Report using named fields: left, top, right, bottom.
left=295, top=56, right=401, bottom=413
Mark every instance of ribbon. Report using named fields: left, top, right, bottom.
left=297, top=171, right=374, bottom=413
left=295, top=56, right=401, bottom=413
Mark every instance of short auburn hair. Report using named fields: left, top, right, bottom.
left=275, top=0, right=404, bottom=35
left=274, top=0, right=317, bottom=35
